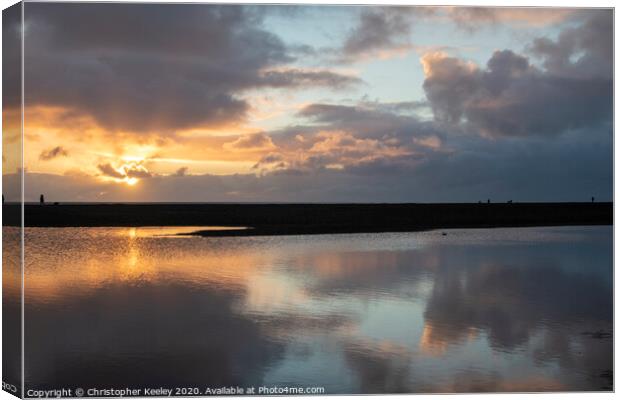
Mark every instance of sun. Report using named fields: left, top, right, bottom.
left=125, top=177, right=139, bottom=186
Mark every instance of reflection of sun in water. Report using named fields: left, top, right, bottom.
left=120, top=227, right=155, bottom=283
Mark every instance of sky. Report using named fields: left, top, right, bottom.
left=2, top=3, right=613, bottom=202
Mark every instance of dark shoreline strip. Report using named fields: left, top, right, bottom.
left=4, top=203, right=612, bottom=237
left=186, top=222, right=612, bottom=237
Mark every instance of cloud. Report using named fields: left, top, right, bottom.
left=7, top=5, right=611, bottom=204
left=296, top=102, right=446, bottom=144
left=421, top=12, right=612, bottom=138
left=224, top=132, right=277, bottom=152
left=2, top=4, right=21, bottom=109
left=253, top=153, right=285, bottom=170
left=248, top=101, right=449, bottom=174
left=339, top=8, right=414, bottom=63
left=174, top=167, right=189, bottom=177
left=124, top=163, right=153, bottom=179
left=295, top=130, right=413, bottom=173
left=3, top=92, right=613, bottom=204
left=529, top=10, right=612, bottom=79
left=259, top=68, right=362, bottom=89
left=8, top=129, right=612, bottom=204
left=23, top=3, right=359, bottom=134
left=97, top=162, right=152, bottom=180
left=329, top=7, right=579, bottom=64
left=443, top=7, right=578, bottom=31
left=97, top=163, right=125, bottom=179
left=39, top=146, right=69, bottom=161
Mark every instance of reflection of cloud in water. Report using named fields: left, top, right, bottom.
left=14, top=226, right=613, bottom=393
left=290, top=250, right=439, bottom=299
left=289, top=234, right=612, bottom=391
left=421, top=246, right=612, bottom=347
left=25, top=283, right=286, bottom=389
left=417, top=244, right=612, bottom=391
left=419, top=324, right=479, bottom=357
left=344, top=340, right=412, bottom=394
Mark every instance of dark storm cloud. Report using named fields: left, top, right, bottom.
left=297, top=102, right=445, bottom=143
left=243, top=90, right=610, bottom=202
left=289, top=6, right=572, bottom=67
left=39, top=146, right=69, bottom=161
left=338, top=8, right=414, bottom=62
left=422, top=11, right=612, bottom=138
left=529, top=10, right=613, bottom=79
left=4, top=95, right=613, bottom=204
left=2, top=3, right=21, bottom=108
left=8, top=6, right=611, bottom=203
left=23, top=3, right=359, bottom=133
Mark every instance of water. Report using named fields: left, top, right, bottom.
left=6, top=226, right=612, bottom=393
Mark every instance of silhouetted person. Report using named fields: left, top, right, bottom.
left=487, top=199, right=490, bottom=204
left=40, top=194, right=45, bottom=205
left=592, top=196, right=595, bottom=203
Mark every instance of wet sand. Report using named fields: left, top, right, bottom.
left=3, top=202, right=613, bottom=236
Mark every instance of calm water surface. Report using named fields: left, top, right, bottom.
left=8, top=226, right=612, bottom=393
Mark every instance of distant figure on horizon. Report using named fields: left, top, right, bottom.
left=487, top=199, right=490, bottom=204
left=40, top=194, right=45, bottom=205
left=508, top=200, right=513, bottom=204
left=592, top=196, right=595, bottom=203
